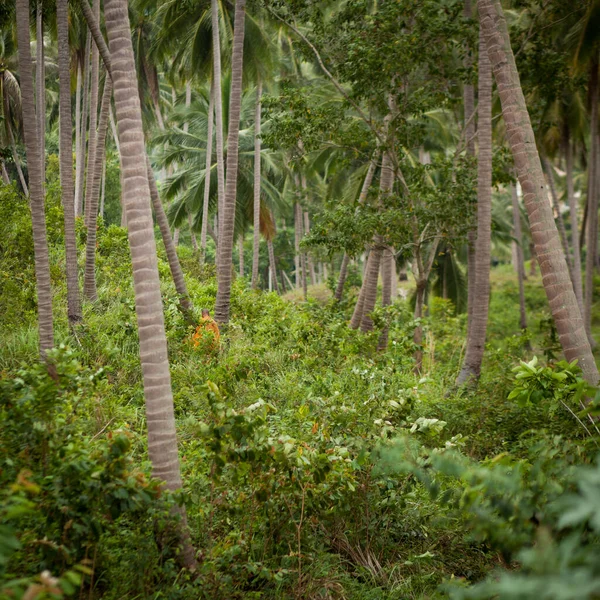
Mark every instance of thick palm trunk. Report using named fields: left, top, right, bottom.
left=456, top=20, right=493, bottom=385
left=511, top=183, right=527, bottom=331
left=200, top=83, right=214, bottom=264
left=36, top=1, right=45, bottom=188
left=214, top=0, right=246, bottom=324
left=211, top=0, right=225, bottom=248
left=84, top=0, right=100, bottom=226
left=84, top=75, right=112, bottom=302
left=104, top=0, right=196, bottom=569
left=76, top=34, right=91, bottom=216
left=57, top=0, right=82, bottom=323
left=479, top=0, right=598, bottom=384
left=585, top=61, right=599, bottom=347
left=251, top=82, right=262, bottom=288
left=16, top=0, right=54, bottom=354
left=565, top=130, right=584, bottom=316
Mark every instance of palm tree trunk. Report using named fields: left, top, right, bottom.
left=189, top=214, right=198, bottom=251
left=251, top=81, right=263, bottom=289
left=84, top=0, right=100, bottom=226
left=76, top=34, right=91, bottom=216
left=1, top=159, right=9, bottom=184
left=294, top=197, right=302, bottom=288
left=16, top=0, right=54, bottom=355
left=268, top=236, right=279, bottom=294
left=75, top=57, right=82, bottom=201
left=200, top=82, right=214, bottom=264
left=57, top=0, right=82, bottom=323
left=214, top=0, right=247, bottom=324
left=479, top=0, right=599, bottom=384
left=100, top=154, right=106, bottom=218
left=350, top=253, right=370, bottom=329
left=335, top=254, right=351, bottom=301
left=303, top=210, right=317, bottom=285
left=414, top=281, right=427, bottom=373
left=109, top=106, right=126, bottom=228
left=511, top=183, right=527, bottom=331
left=84, top=75, right=112, bottom=302
left=377, top=246, right=394, bottom=350
left=456, top=20, right=492, bottom=385
left=36, top=0, right=45, bottom=189
left=565, top=128, right=584, bottom=316
left=3, top=80, right=29, bottom=195
left=104, top=0, right=196, bottom=570
left=211, top=0, right=225, bottom=249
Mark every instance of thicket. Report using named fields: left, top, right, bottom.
left=2, top=176, right=600, bottom=599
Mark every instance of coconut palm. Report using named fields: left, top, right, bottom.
left=103, top=0, right=196, bottom=567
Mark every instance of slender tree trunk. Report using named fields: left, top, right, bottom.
left=211, top=0, right=225, bottom=249
left=75, top=57, right=82, bottom=202
left=57, top=0, right=82, bottom=323
left=377, top=246, right=394, bottom=350
left=188, top=214, right=198, bottom=251
left=16, top=0, right=54, bottom=354
left=413, top=281, right=426, bottom=373
left=100, top=154, right=106, bottom=218
left=303, top=210, right=317, bottom=285
left=251, top=82, right=263, bottom=288
left=335, top=254, right=351, bottom=301
left=479, top=0, right=599, bottom=384
left=36, top=0, right=45, bottom=189
left=268, top=235, right=279, bottom=294
left=76, top=34, right=91, bottom=216
left=294, top=197, right=302, bottom=289
left=3, top=81, right=29, bottom=195
left=456, top=20, right=492, bottom=385
left=565, top=129, right=584, bottom=316
left=200, top=83, right=214, bottom=264
left=104, top=0, right=196, bottom=569
left=511, top=183, right=528, bottom=331
left=84, top=76, right=112, bottom=301
left=349, top=253, right=370, bottom=329
left=1, top=159, right=9, bottom=184
left=84, top=0, right=100, bottom=226
left=108, top=106, right=126, bottom=228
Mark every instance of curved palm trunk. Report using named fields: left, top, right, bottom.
left=76, top=34, right=91, bottom=216
left=565, top=130, right=584, bottom=316
left=251, top=82, right=262, bottom=288
left=214, top=0, right=247, bottom=324
left=456, top=20, right=492, bottom=385
left=511, top=183, right=528, bottom=331
left=211, top=0, right=225, bottom=249
left=84, top=75, right=112, bottom=302
left=16, top=0, right=54, bottom=354
left=104, top=0, right=196, bottom=569
left=479, top=0, right=599, bottom=384
left=84, top=0, right=100, bottom=226
left=36, top=0, right=45, bottom=189
left=57, top=0, right=83, bottom=323
left=200, top=83, right=214, bottom=264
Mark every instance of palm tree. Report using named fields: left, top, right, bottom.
left=251, top=81, right=262, bottom=288
left=456, top=20, right=493, bottom=385
left=200, top=82, right=214, bottom=263
left=15, top=0, right=54, bottom=354
left=215, top=0, right=247, bottom=324
left=57, top=0, right=82, bottom=323
left=478, top=0, right=598, bottom=385
left=103, top=0, right=196, bottom=568
left=35, top=0, right=45, bottom=190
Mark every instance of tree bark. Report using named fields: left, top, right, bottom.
left=84, top=75, right=112, bottom=302
left=349, top=254, right=370, bottom=329
left=76, top=33, right=91, bottom=216
left=200, top=82, right=214, bottom=264
left=479, top=0, right=599, bottom=384
left=36, top=0, right=45, bottom=189
left=16, top=0, right=54, bottom=354
left=75, top=57, right=82, bottom=203
left=303, top=210, right=317, bottom=285
left=334, top=254, right=351, bottom=301
left=511, top=183, right=528, bottom=331
left=456, top=19, right=493, bottom=385
left=3, top=76, right=29, bottom=195
left=377, top=246, right=395, bottom=350
left=100, top=153, right=106, bottom=218
left=251, top=82, right=262, bottom=288
left=267, top=234, right=279, bottom=294
left=57, top=0, right=83, bottom=323
left=214, top=0, right=246, bottom=324
left=104, top=0, right=196, bottom=569
left=294, top=195, right=302, bottom=289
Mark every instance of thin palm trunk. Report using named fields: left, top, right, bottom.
left=334, top=254, right=351, bottom=301
left=211, top=0, right=225, bottom=249
left=75, top=58, right=82, bottom=203
left=268, top=234, right=279, bottom=294
left=251, top=81, right=262, bottom=288
left=565, top=129, right=584, bottom=316
left=214, top=0, right=247, bottom=324
left=16, top=0, right=54, bottom=354
left=84, top=75, right=112, bottom=302
left=108, top=106, right=126, bottom=228
left=511, top=183, right=527, bottom=331
left=350, top=253, right=370, bottom=329
left=2, top=81, right=29, bottom=195
left=585, top=60, right=599, bottom=347
left=104, top=0, right=196, bottom=569
left=84, top=0, right=100, bottom=226
left=377, top=246, right=394, bottom=350
left=479, top=0, right=599, bottom=384
left=1, top=159, right=9, bottom=184
left=200, top=83, right=214, bottom=263
left=456, top=20, right=493, bottom=385
left=36, top=0, right=45, bottom=188
left=294, top=196, right=302, bottom=288
left=76, top=34, right=91, bottom=216
left=57, top=0, right=82, bottom=323
left=303, top=211, right=317, bottom=285
left=100, top=154, right=106, bottom=217
left=238, top=234, right=245, bottom=277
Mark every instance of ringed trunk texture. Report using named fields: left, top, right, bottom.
left=456, top=19, right=493, bottom=385
left=479, top=0, right=598, bottom=384
left=214, top=0, right=246, bottom=324
left=104, top=0, right=196, bottom=569
left=334, top=254, right=351, bottom=301
left=16, top=0, right=54, bottom=354
left=36, top=1, right=45, bottom=189
left=251, top=82, right=262, bottom=288
left=511, top=183, right=528, bottom=331
left=200, top=83, right=214, bottom=263
left=57, top=0, right=82, bottom=323
left=84, top=76, right=112, bottom=302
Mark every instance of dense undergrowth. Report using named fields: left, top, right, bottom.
left=2, top=178, right=600, bottom=599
